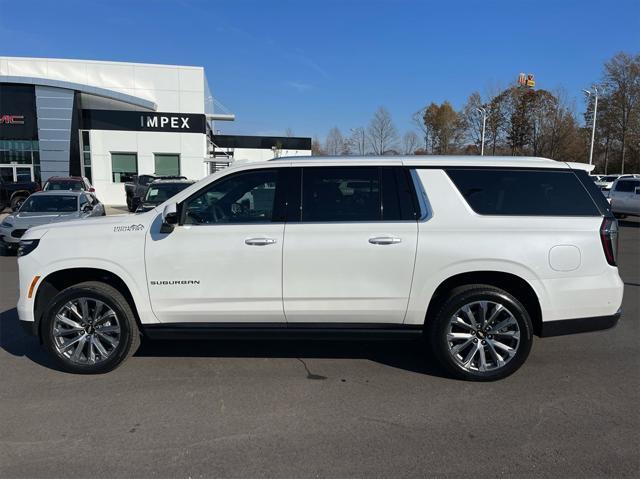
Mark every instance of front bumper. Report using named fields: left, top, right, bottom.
left=540, top=309, right=621, bottom=337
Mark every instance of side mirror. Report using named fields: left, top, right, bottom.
left=161, top=202, right=178, bottom=233
left=635, top=187, right=640, bottom=195
left=82, top=204, right=93, bottom=212
left=131, top=196, right=141, bottom=210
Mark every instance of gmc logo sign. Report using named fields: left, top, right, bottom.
left=0, top=115, right=25, bottom=125
left=140, top=115, right=190, bottom=130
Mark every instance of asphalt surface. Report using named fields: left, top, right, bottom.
left=0, top=216, right=638, bottom=478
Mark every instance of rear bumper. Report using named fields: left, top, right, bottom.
left=540, top=309, right=621, bottom=337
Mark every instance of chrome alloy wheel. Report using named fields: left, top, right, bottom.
left=52, top=298, right=121, bottom=365
left=446, top=300, right=521, bottom=373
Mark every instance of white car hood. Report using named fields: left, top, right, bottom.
left=22, top=211, right=154, bottom=240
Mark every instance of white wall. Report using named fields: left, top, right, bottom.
left=232, top=148, right=312, bottom=162
left=91, top=130, right=207, bottom=205
left=0, top=57, right=207, bottom=113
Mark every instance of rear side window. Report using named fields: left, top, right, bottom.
left=299, top=167, right=417, bottom=222
left=302, top=167, right=380, bottom=222
left=446, top=169, right=600, bottom=216
left=614, top=179, right=640, bottom=192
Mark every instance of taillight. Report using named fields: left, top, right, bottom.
left=600, top=217, right=619, bottom=266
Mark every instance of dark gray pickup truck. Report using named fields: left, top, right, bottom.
left=124, top=174, right=186, bottom=212
left=0, top=178, right=41, bottom=211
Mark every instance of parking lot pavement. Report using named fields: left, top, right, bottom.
left=0, top=221, right=638, bottom=478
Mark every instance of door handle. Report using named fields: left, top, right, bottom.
left=368, top=236, right=402, bottom=245
left=245, top=237, right=277, bottom=246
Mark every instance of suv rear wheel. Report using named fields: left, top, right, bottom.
left=41, top=281, right=140, bottom=374
left=428, top=285, right=533, bottom=381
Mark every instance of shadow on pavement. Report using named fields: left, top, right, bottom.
left=0, top=307, right=64, bottom=372
left=0, top=307, right=448, bottom=378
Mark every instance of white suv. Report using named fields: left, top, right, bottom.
left=16, top=156, right=624, bottom=380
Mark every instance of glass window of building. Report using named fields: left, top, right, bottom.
left=111, top=153, right=138, bottom=183
left=154, top=154, right=180, bottom=176
left=81, top=131, right=92, bottom=183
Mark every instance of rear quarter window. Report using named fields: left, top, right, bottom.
left=446, top=169, right=600, bottom=216
left=614, top=179, right=640, bottom=192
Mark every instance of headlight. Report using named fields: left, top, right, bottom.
left=1, top=219, right=13, bottom=228
left=17, top=239, right=40, bottom=257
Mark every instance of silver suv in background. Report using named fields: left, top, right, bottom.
left=610, top=176, right=640, bottom=217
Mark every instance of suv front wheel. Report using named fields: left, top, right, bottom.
left=428, top=285, right=533, bottom=381
left=41, top=281, right=140, bottom=374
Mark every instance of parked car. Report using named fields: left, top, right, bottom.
left=0, top=177, right=41, bottom=211
left=610, top=176, right=640, bottom=217
left=0, top=191, right=104, bottom=252
left=124, top=174, right=186, bottom=212
left=595, top=174, right=639, bottom=197
left=133, top=179, right=195, bottom=213
left=17, top=156, right=623, bottom=380
left=43, top=176, right=95, bottom=192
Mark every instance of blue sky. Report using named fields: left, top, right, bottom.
left=1, top=0, right=638, bottom=139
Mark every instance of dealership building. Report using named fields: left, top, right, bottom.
left=0, top=56, right=311, bottom=205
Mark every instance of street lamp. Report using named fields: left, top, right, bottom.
left=476, top=107, right=487, bottom=156
left=583, top=86, right=599, bottom=166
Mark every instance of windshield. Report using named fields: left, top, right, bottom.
left=44, top=180, right=83, bottom=191
left=20, top=195, right=78, bottom=212
left=145, top=183, right=192, bottom=204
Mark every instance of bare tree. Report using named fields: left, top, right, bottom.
left=401, top=131, right=419, bottom=155
left=412, top=107, right=431, bottom=151
left=602, top=52, right=640, bottom=174
left=284, top=128, right=295, bottom=137
left=311, top=136, right=325, bottom=155
left=325, top=127, right=345, bottom=156
left=367, top=107, right=399, bottom=155
left=347, top=127, right=367, bottom=155
left=460, top=92, right=485, bottom=153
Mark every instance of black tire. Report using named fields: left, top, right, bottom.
left=41, top=281, right=140, bottom=374
left=10, top=195, right=27, bottom=211
left=126, top=196, right=135, bottom=212
left=427, top=284, right=533, bottom=381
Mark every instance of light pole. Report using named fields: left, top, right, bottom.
left=476, top=107, right=487, bottom=156
left=583, top=86, right=598, bottom=166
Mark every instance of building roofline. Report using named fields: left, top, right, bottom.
left=0, top=75, right=157, bottom=111
left=0, top=56, right=204, bottom=71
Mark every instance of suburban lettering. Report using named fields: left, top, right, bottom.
left=150, top=280, right=201, bottom=286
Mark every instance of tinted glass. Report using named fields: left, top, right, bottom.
left=446, top=169, right=600, bottom=216
left=184, top=169, right=278, bottom=224
left=381, top=167, right=417, bottom=221
left=614, top=179, right=640, bottom=192
left=154, top=154, right=180, bottom=176
left=145, top=183, right=192, bottom=204
left=21, top=195, right=77, bottom=212
left=112, top=153, right=138, bottom=183
left=302, top=167, right=380, bottom=222
left=602, top=176, right=619, bottom=182
left=44, top=180, right=83, bottom=191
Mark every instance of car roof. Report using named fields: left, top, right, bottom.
left=30, top=190, right=83, bottom=197
left=46, top=176, right=84, bottom=181
left=149, top=179, right=195, bottom=185
left=265, top=155, right=586, bottom=170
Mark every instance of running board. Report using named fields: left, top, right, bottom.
left=142, top=323, right=424, bottom=341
